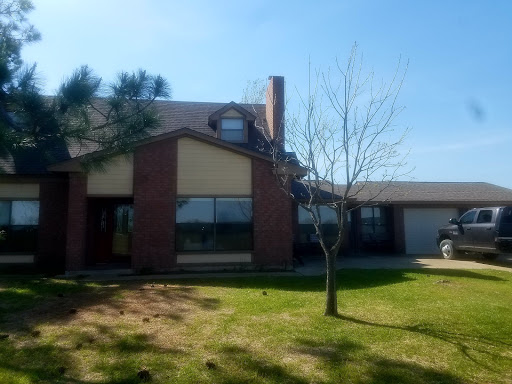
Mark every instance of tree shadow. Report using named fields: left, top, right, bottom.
left=0, top=277, right=90, bottom=321
left=212, top=342, right=466, bottom=384
left=335, top=313, right=511, bottom=372
left=211, top=345, right=312, bottom=384
left=0, top=278, right=221, bottom=382
left=291, top=338, right=362, bottom=364
left=0, top=278, right=221, bottom=332
left=410, top=268, right=508, bottom=281
left=180, top=268, right=506, bottom=294
left=294, top=337, right=467, bottom=384
left=363, top=357, right=466, bottom=384
left=0, top=329, right=182, bottom=384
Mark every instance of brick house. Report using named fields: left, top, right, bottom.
left=0, top=76, right=305, bottom=273
left=3, top=75, right=512, bottom=273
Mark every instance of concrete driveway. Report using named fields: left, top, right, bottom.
left=295, top=254, right=512, bottom=276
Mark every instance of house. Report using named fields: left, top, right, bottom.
left=295, top=181, right=512, bottom=256
left=0, top=76, right=306, bottom=273
left=2, top=75, right=512, bottom=274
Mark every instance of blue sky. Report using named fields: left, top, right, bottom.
left=22, top=0, right=512, bottom=187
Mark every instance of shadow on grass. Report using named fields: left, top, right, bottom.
left=212, top=343, right=466, bottom=384
left=336, top=313, right=510, bottom=372
left=0, top=328, right=182, bottom=384
left=293, top=337, right=466, bottom=384
left=410, top=268, right=508, bottom=281
left=0, top=277, right=89, bottom=320
left=212, top=345, right=312, bottom=384
left=182, top=268, right=507, bottom=294
left=0, top=278, right=220, bottom=382
left=0, top=278, right=221, bottom=331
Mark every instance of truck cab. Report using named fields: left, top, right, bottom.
left=437, top=207, right=512, bottom=259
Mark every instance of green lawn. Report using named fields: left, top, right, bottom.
left=0, top=269, right=511, bottom=384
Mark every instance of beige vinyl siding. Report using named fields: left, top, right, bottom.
left=177, top=137, right=252, bottom=195
left=221, top=109, right=243, bottom=118
left=87, top=155, right=134, bottom=196
left=0, top=255, right=34, bottom=263
left=0, top=183, right=39, bottom=199
left=177, top=253, right=252, bottom=264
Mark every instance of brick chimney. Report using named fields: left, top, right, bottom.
left=266, top=76, right=285, bottom=152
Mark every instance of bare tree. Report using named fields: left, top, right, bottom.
left=241, top=78, right=267, bottom=104
left=268, top=44, right=410, bottom=316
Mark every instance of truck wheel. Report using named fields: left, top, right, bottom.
left=482, top=253, right=499, bottom=260
left=440, top=239, right=457, bottom=260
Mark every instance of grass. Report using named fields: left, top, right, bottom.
left=0, top=269, right=511, bottom=383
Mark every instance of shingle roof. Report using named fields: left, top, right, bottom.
left=293, top=180, right=512, bottom=205
left=348, top=181, right=512, bottom=204
left=0, top=100, right=269, bottom=175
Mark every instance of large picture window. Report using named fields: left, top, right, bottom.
left=0, top=200, right=39, bottom=253
left=176, top=197, right=252, bottom=252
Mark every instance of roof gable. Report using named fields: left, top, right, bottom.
left=48, top=127, right=306, bottom=176
left=209, top=101, right=256, bottom=121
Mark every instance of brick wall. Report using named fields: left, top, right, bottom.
left=37, top=177, right=68, bottom=272
left=266, top=76, right=285, bottom=152
left=132, top=138, right=177, bottom=272
left=252, top=157, right=293, bottom=267
left=65, top=173, right=87, bottom=271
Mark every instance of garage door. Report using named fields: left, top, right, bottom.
left=404, top=208, right=459, bottom=254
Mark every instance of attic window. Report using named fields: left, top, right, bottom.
left=221, top=118, right=244, bottom=142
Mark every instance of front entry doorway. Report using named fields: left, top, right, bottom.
left=87, top=198, right=134, bottom=268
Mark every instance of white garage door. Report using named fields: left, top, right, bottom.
left=404, top=208, right=459, bottom=254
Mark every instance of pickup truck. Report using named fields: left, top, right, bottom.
left=437, top=207, right=512, bottom=260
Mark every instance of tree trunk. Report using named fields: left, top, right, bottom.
left=324, top=250, right=338, bottom=316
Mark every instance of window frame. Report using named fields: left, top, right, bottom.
left=219, top=117, right=247, bottom=143
left=361, top=206, right=388, bottom=234
left=360, top=206, right=392, bottom=246
left=175, top=197, right=253, bottom=252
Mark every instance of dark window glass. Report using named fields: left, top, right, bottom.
left=221, top=119, right=244, bottom=141
left=477, top=210, right=493, bottom=224
left=176, top=198, right=253, bottom=252
left=0, top=202, right=10, bottom=226
left=0, top=201, right=39, bottom=253
left=176, top=198, right=214, bottom=223
left=501, top=207, right=512, bottom=224
left=299, top=206, right=338, bottom=224
left=216, top=198, right=252, bottom=251
left=176, top=198, right=214, bottom=251
left=460, top=210, right=476, bottom=225
left=361, top=207, right=374, bottom=235
left=360, top=206, right=391, bottom=245
left=114, top=205, right=134, bottom=233
left=298, top=206, right=342, bottom=245
left=112, top=204, right=134, bottom=255
left=2, top=226, right=38, bottom=252
left=11, top=201, right=39, bottom=225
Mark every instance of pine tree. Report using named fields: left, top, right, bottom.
left=0, top=0, right=171, bottom=171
